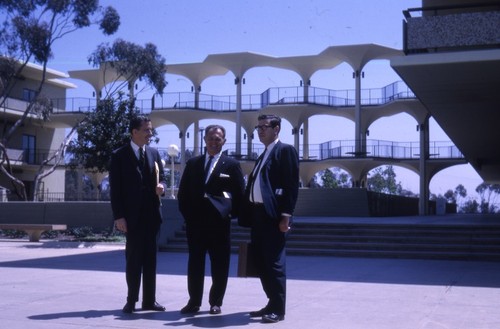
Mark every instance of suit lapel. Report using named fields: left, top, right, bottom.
left=261, top=141, right=279, bottom=172
left=144, top=146, right=152, bottom=169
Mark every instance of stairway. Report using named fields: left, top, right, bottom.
left=160, top=220, right=500, bottom=261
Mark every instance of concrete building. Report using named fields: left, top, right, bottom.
left=3, top=1, right=498, bottom=217
left=0, top=61, right=77, bottom=200
left=392, top=0, right=500, bottom=187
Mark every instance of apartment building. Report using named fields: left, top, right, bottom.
left=0, top=61, right=76, bottom=200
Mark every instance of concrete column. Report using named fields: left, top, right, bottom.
left=354, top=70, right=366, bottom=155
left=293, top=126, right=300, bottom=151
left=303, top=80, right=309, bottom=103
left=194, top=85, right=200, bottom=108
left=235, top=77, right=242, bottom=156
left=180, top=129, right=187, bottom=173
left=246, top=128, right=254, bottom=159
left=418, top=116, right=430, bottom=215
left=193, top=121, right=200, bottom=156
left=303, top=119, right=309, bottom=160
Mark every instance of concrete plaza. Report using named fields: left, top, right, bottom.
left=1, top=222, right=499, bottom=329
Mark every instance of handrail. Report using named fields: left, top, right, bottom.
left=150, top=80, right=415, bottom=112
left=11, top=80, right=415, bottom=113
left=403, top=2, right=500, bottom=19
left=6, top=139, right=463, bottom=167
left=160, top=139, right=463, bottom=163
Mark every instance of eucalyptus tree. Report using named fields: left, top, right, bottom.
left=0, top=0, right=120, bottom=199
left=67, top=39, right=167, bottom=175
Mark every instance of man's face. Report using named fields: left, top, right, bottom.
left=131, top=121, right=153, bottom=147
left=256, top=119, right=278, bottom=146
left=204, top=128, right=226, bottom=156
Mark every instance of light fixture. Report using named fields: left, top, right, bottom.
left=167, top=144, right=180, bottom=199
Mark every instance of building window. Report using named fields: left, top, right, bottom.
left=22, top=88, right=37, bottom=102
left=22, top=134, right=36, bottom=164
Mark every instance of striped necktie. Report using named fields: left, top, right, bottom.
left=204, top=155, right=214, bottom=182
left=139, top=147, right=145, bottom=169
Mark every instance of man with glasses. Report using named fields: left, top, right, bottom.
left=178, top=125, right=245, bottom=315
left=240, top=114, right=299, bottom=323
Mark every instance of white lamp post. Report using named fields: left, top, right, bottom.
left=167, top=144, right=179, bottom=199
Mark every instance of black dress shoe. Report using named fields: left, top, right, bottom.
left=142, top=301, right=165, bottom=311
left=249, top=307, right=267, bottom=317
left=262, top=313, right=284, bottom=323
left=209, top=305, right=221, bottom=314
left=122, top=302, right=135, bottom=314
left=180, top=303, right=200, bottom=314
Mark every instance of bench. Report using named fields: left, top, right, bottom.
left=0, top=224, right=67, bottom=242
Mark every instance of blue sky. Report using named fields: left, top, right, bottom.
left=46, top=0, right=483, bottom=198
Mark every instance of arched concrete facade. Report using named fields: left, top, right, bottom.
left=67, top=44, right=467, bottom=215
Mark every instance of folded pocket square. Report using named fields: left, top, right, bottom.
left=219, top=173, right=230, bottom=178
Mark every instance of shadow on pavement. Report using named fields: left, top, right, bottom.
left=2, top=245, right=500, bottom=288
left=28, top=309, right=256, bottom=328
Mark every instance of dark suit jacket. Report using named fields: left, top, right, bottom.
left=241, top=141, right=299, bottom=223
left=178, top=153, right=245, bottom=222
left=109, top=143, right=167, bottom=231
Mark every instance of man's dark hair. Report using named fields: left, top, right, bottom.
left=258, top=114, right=281, bottom=130
left=129, top=115, right=151, bottom=133
left=205, top=124, right=226, bottom=138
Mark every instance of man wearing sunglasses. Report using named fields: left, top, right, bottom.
left=240, top=114, right=299, bottom=323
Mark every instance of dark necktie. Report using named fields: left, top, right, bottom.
left=204, top=155, right=214, bottom=182
left=139, top=147, right=145, bottom=169
left=250, top=148, right=267, bottom=202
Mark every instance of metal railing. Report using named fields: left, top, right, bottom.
left=5, top=139, right=464, bottom=168
left=34, top=191, right=110, bottom=202
left=149, top=81, right=416, bottom=112
left=4, top=80, right=416, bottom=114
left=3, top=148, right=63, bottom=166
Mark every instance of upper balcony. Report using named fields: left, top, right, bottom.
left=403, top=2, right=500, bottom=54
left=151, top=80, right=415, bottom=112
left=34, top=80, right=414, bottom=114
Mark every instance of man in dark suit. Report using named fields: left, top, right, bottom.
left=241, top=114, right=299, bottom=323
left=110, top=115, right=167, bottom=314
left=177, top=124, right=245, bottom=315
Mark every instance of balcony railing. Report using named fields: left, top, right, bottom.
left=4, top=148, right=62, bottom=166
left=4, top=80, right=415, bottom=114
left=149, top=81, right=415, bottom=112
left=5, top=139, right=464, bottom=168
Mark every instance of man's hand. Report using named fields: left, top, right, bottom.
left=115, top=218, right=127, bottom=233
left=156, top=183, right=165, bottom=196
left=279, top=216, right=291, bottom=233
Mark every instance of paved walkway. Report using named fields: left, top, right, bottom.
left=1, top=215, right=500, bottom=329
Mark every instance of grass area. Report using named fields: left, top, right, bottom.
left=0, top=226, right=126, bottom=243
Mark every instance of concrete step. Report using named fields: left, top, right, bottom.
left=160, top=221, right=500, bottom=261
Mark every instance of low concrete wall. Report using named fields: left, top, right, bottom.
left=0, top=201, right=114, bottom=228
left=158, top=199, right=184, bottom=247
left=1, top=190, right=446, bottom=245
left=0, top=199, right=185, bottom=246
left=294, top=188, right=371, bottom=217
